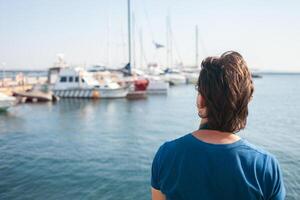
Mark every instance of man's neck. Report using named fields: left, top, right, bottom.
left=193, top=118, right=241, bottom=144
left=200, top=118, right=208, bottom=126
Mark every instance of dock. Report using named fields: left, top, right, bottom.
left=0, top=85, right=33, bottom=96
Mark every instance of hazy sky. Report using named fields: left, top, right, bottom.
left=1, top=0, right=300, bottom=72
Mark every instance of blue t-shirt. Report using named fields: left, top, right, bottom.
left=151, top=133, right=285, bottom=200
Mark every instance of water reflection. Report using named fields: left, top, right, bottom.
left=0, top=77, right=299, bottom=199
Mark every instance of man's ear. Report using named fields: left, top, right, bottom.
left=199, top=94, right=206, bottom=108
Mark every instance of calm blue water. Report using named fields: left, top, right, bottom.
left=0, top=74, right=299, bottom=200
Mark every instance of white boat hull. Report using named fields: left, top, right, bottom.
left=163, top=74, right=187, bottom=85
left=147, top=80, right=169, bottom=94
left=53, top=87, right=128, bottom=99
left=0, top=93, right=16, bottom=111
left=184, top=73, right=199, bottom=84
left=169, top=78, right=186, bottom=85
left=0, top=101, right=14, bottom=111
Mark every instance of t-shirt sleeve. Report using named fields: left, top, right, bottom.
left=266, top=156, right=286, bottom=200
left=151, top=143, right=167, bottom=190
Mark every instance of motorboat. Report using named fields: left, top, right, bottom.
left=51, top=67, right=129, bottom=98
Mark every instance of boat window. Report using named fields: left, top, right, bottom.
left=81, top=78, right=85, bottom=83
left=69, top=77, right=74, bottom=82
left=60, top=76, right=67, bottom=82
left=75, top=76, right=79, bottom=82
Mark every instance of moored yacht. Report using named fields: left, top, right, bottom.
left=163, top=68, right=187, bottom=85
left=146, top=75, right=169, bottom=94
left=51, top=67, right=129, bottom=98
left=182, top=66, right=200, bottom=84
left=132, top=68, right=169, bottom=94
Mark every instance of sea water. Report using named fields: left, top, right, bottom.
left=0, top=74, right=299, bottom=200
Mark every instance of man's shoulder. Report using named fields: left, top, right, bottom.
left=239, top=139, right=277, bottom=160
left=235, top=139, right=281, bottom=174
left=155, top=133, right=192, bottom=157
left=161, top=133, right=191, bottom=149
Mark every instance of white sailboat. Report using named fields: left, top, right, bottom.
left=182, top=25, right=201, bottom=84
left=182, top=66, right=200, bottom=84
left=0, top=92, right=16, bottom=111
left=133, top=68, right=169, bottom=94
left=163, top=68, right=187, bottom=85
left=147, top=75, right=169, bottom=94
left=124, top=1, right=168, bottom=95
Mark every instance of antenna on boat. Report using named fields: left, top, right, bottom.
left=127, top=0, right=132, bottom=75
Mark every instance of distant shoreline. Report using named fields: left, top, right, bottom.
left=0, top=69, right=300, bottom=78
left=259, top=72, right=300, bottom=75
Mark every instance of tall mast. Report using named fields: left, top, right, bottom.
left=139, top=28, right=144, bottom=69
left=166, top=15, right=172, bottom=68
left=127, top=0, right=132, bottom=74
left=169, top=16, right=173, bottom=68
left=106, top=9, right=111, bottom=67
left=132, top=12, right=136, bottom=70
left=195, top=25, right=199, bottom=67
left=166, top=15, right=173, bottom=68
left=166, top=16, right=169, bottom=68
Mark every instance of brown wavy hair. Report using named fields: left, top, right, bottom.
left=196, top=51, right=254, bottom=133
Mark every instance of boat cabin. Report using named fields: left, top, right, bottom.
left=54, top=67, right=99, bottom=90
